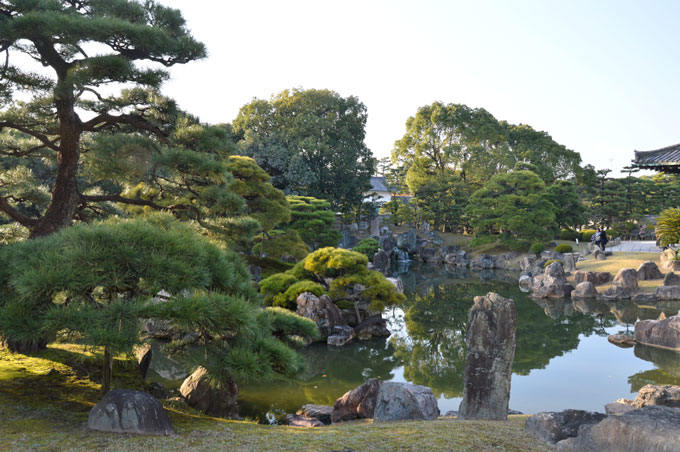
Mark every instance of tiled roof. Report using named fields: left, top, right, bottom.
left=369, top=176, right=389, bottom=192
left=633, top=143, right=680, bottom=166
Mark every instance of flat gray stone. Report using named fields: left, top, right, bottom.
left=373, top=382, right=439, bottom=422
left=88, top=389, right=173, bottom=435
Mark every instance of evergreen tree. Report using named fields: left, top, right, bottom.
left=0, top=1, right=260, bottom=242
left=466, top=168, right=557, bottom=242
left=284, top=195, right=341, bottom=250
left=0, top=215, right=317, bottom=393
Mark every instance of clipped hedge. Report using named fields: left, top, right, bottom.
left=554, top=244, right=573, bottom=253
left=530, top=242, right=546, bottom=255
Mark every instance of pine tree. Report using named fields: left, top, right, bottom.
left=0, top=215, right=318, bottom=393
left=0, top=1, right=259, bottom=242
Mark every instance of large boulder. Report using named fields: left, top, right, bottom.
left=331, top=378, right=381, bottom=423
left=599, top=285, right=631, bottom=300
left=525, top=409, right=606, bottom=444
left=556, top=406, right=680, bottom=452
left=656, top=285, right=680, bottom=300
left=660, top=248, right=680, bottom=272
left=635, top=314, right=680, bottom=350
left=563, top=253, right=578, bottom=272
left=664, top=272, right=680, bottom=286
left=419, top=247, right=442, bottom=263
left=573, top=271, right=611, bottom=286
left=632, top=384, right=680, bottom=409
left=372, top=250, right=390, bottom=274
left=571, top=282, right=598, bottom=299
left=297, top=404, right=333, bottom=425
left=88, top=389, right=174, bottom=435
left=458, top=292, right=517, bottom=420
left=532, top=262, right=574, bottom=298
left=373, top=382, right=439, bottom=422
left=354, top=315, right=390, bottom=340
left=613, top=268, right=639, bottom=290
left=179, top=367, right=238, bottom=418
left=604, top=399, right=636, bottom=416
left=637, top=261, right=664, bottom=280
left=379, top=234, right=396, bottom=254
left=296, top=293, right=345, bottom=341
left=327, top=325, right=355, bottom=346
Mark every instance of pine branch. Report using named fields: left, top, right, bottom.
left=0, top=121, right=60, bottom=152
left=0, top=196, right=39, bottom=226
left=81, top=113, right=170, bottom=144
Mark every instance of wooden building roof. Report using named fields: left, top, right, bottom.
left=632, top=143, right=680, bottom=173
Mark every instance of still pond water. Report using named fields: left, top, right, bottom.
left=151, top=264, right=680, bottom=421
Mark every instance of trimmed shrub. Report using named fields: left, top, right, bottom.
left=579, top=229, right=596, bottom=242
left=353, top=238, right=380, bottom=261
left=530, top=242, right=546, bottom=255
left=554, top=244, right=573, bottom=253
left=559, top=229, right=579, bottom=241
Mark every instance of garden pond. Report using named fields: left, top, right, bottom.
left=147, top=264, right=680, bottom=422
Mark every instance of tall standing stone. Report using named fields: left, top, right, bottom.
left=458, top=292, right=517, bottom=420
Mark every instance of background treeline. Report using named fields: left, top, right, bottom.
left=376, top=103, right=675, bottom=246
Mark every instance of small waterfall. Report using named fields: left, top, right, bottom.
left=393, top=248, right=410, bottom=262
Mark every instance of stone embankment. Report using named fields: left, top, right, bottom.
left=526, top=384, right=680, bottom=451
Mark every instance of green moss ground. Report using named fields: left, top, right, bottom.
left=0, top=345, right=554, bottom=452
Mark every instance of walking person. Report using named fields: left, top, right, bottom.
left=593, top=228, right=601, bottom=251
left=599, top=228, right=608, bottom=251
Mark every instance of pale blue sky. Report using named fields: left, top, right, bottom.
left=161, top=1, right=680, bottom=176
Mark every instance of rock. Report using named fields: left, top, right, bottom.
left=660, top=248, right=679, bottom=272
left=297, top=293, right=345, bottom=341
left=354, top=315, right=390, bottom=340
left=632, top=292, right=658, bottom=302
left=524, top=409, right=606, bottom=444
left=248, top=264, right=261, bottom=282
left=444, top=253, right=458, bottom=265
left=480, top=254, right=496, bottom=269
left=557, top=406, right=680, bottom=452
left=604, top=399, right=636, bottom=416
left=573, top=271, right=611, bottom=286
left=532, top=262, right=574, bottom=298
left=656, top=285, right=680, bottom=300
left=518, top=274, right=533, bottom=290
left=133, top=343, right=152, bottom=379
left=593, top=249, right=606, bottom=260
left=635, top=314, right=680, bottom=350
left=607, top=334, right=635, bottom=347
left=637, top=261, right=664, bottom=280
left=331, top=378, right=382, bottom=423
left=632, top=384, right=680, bottom=408
left=599, top=285, right=631, bottom=300
left=284, top=413, right=324, bottom=428
left=296, top=404, right=333, bottom=425
left=571, top=282, right=598, bottom=299
left=455, top=251, right=468, bottom=267
left=88, top=389, right=174, bottom=435
left=385, top=277, right=403, bottom=293
left=458, top=292, right=517, bottom=420
left=179, top=367, right=238, bottom=418
left=372, top=250, right=390, bottom=274
left=664, top=272, right=680, bottom=286
left=613, top=268, right=639, bottom=290
left=563, top=253, right=578, bottom=272
left=327, top=325, right=355, bottom=346
left=419, top=247, right=442, bottom=263
left=373, top=382, right=439, bottom=422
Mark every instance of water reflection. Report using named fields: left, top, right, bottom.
left=216, top=265, right=680, bottom=416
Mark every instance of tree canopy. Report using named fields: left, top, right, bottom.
left=0, top=215, right=318, bottom=392
left=466, top=169, right=557, bottom=242
left=0, top=0, right=260, bottom=242
left=232, top=88, right=374, bottom=213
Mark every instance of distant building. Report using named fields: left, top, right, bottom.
left=366, top=176, right=392, bottom=204
left=632, top=143, right=680, bottom=173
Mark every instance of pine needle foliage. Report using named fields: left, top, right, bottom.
left=259, top=247, right=405, bottom=313
left=284, top=196, right=342, bottom=249
left=0, top=215, right=317, bottom=388
left=656, top=208, right=680, bottom=247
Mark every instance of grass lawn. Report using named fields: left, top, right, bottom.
left=0, top=345, right=554, bottom=452
left=571, top=252, right=664, bottom=292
